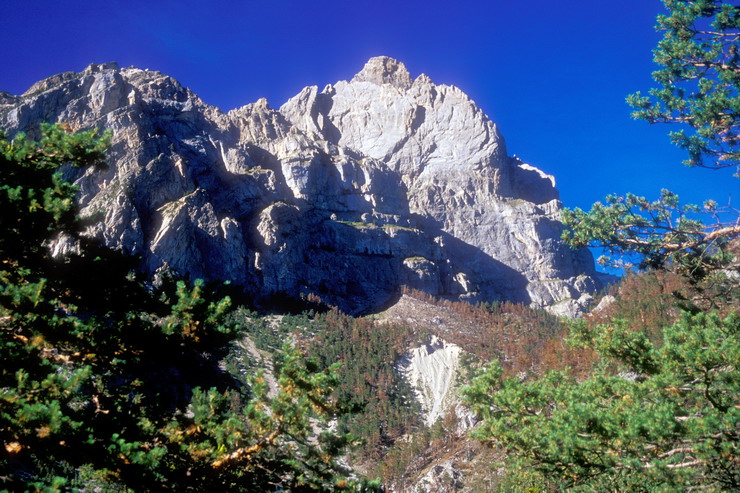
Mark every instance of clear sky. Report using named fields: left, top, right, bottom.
left=2, top=0, right=737, bottom=213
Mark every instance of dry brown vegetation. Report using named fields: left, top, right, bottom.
left=369, top=269, right=739, bottom=489
left=392, top=288, right=598, bottom=378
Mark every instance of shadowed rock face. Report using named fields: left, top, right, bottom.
left=0, top=57, right=607, bottom=316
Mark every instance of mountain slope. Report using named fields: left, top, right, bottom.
left=0, top=57, right=606, bottom=315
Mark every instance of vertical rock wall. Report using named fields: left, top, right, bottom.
left=0, top=58, right=607, bottom=315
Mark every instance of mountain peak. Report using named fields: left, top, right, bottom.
left=1, top=61, right=607, bottom=317
left=352, top=56, right=412, bottom=89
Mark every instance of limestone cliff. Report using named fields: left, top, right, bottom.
left=0, top=57, right=606, bottom=315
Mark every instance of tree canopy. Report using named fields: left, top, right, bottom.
left=464, top=2, right=740, bottom=491
left=561, top=189, right=739, bottom=279
left=0, top=124, right=369, bottom=491
left=627, top=0, right=740, bottom=172
left=564, top=0, right=740, bottom=277
left=464, top=310, right=739, bottom=491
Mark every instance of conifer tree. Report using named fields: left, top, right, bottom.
left=464, top=2, right=740, bottom=491
left=627, top=0, right=740, bottom=172
left=564, top=0, right=740, bottom=275
left=0, top=124, right=369, bottom=490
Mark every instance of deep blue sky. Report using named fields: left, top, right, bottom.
left=2, top=0, right=737, bottom=212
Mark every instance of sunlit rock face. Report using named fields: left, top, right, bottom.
left=396, top=335, right=464, bottom=427
left=0, top=57, right=605, bottom=315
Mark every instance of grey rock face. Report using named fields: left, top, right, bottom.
left=0, top=57, right=606, bottom=315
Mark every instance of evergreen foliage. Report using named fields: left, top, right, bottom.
left=464, top=2, right=740, bottom=491
left=0, top=124, right=366, bottom=490
left=307, top=310, right=420, bottom=459
left=464, top=312, right=739, bottom=491
left=565, top=0, right=740, bottom=276
left=627, top=0, right=740, bottom=172
left=562, top=189, right=736, bottom=278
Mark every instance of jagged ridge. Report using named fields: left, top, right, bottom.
left=0, top=57, right=608, bottom=315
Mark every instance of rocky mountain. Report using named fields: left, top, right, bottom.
left=0, top=57, right=607, bottom=315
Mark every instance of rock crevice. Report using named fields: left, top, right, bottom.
left=0, top=57, right=608, bottom=315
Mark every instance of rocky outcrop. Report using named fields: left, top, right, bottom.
left=0, top=57, right=606, bottom=315
left=413, top=460, right=464, bottom=493
left=396, top=336, right=464, bottom=427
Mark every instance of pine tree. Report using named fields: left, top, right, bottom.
left=0, top=124, right=369, bottom=490
left=463, top=2, right=740, bottom=491
left=464, top=312, right=739, bottom=491
left=564, top=0, right=740, bottom=276
left=627, top=0, right=740, bottom=172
